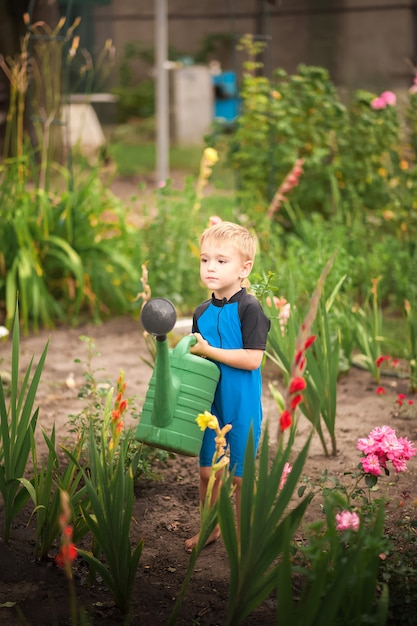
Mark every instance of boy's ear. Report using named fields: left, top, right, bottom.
left=240, top=259, right=253, bottom=278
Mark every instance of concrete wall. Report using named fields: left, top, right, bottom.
left=91, top=0, right=416, bottom=93
left=170, top=65, right=214, bottom=145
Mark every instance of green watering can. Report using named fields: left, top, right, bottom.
left=136, top=298, right=220, bottom=456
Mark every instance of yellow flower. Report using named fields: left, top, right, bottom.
left=399, top=160, right=409, bottom=170
left=196, top=411, right=219, bottom=432
left=378, top=168, right=388, bottom=178
left=203, top=147, right=218, bottom=165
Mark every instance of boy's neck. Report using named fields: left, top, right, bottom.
left=212, top=287, right=244, bottom=302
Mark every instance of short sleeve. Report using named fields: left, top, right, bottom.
left=239, top=295, right=270, bottom=350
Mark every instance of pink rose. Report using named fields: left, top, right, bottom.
left=335, top=510, right=360, bottom=532
left=380, top=91, right=396, bottom=106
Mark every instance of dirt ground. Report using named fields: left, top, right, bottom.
left=0, top=315, right=416, bottom=625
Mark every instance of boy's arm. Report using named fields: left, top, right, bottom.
left=190, top=333, right=263, bottom=370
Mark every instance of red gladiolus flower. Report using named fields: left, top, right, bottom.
left=304, top=335, right=316, bottom=350
left=298, top=356, right=306, bottom=372
left=112, top=409, right=121, bottom=421
left=280, top=410, right=292, bottom=431
left=376, top=355, right=391, bottom=368
left=291, top=394, right=303, bottom=410
left=289, top=377, right=307, bottom=394
left=55, top=524, right=77, bottom=569
left=294, top=349, right=303, bottom=365
left=55, top=543, right=78, bottom=568
left=119, top=399, right=128, bottom=413
left=396, top=393, right=406, bottom=407
left=376, top=386, right=386, bottom=395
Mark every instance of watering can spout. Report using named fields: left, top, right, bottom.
left=140, top=298, right=179, bottom=428
left=152, top=334, right=179, bottom=427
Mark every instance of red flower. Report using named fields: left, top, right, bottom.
left=55, top=543, right=78, bottom=568
left=294, top=350, right=303, bottom=365
left=289, top=377, right=307, bottom=394
left=376, top=386, right=386, bottom=395
left=112, top=409, right=121, bottom=421
left=298, top=356, right=306, bottom=372
left=291, top=394, right=303, bottom=410
left=304, top=335, right=316, bottom=350
left=376, top=355, right=391, bottom=368
left=280, top=410, right=292, bottom=431
left=119, top=399, right=128, bottom=413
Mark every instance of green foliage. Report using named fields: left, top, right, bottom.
left=216, top=34, right=417, bottom=261
left=404, top=298, right=417, bottom=392
left=265, top=258, right=342, bottom=457
left=281, top=492, right=388, bottom=625
left=73, top=417, right=143, bottom=613
left=221, top=429, right=312, bottom=625
left=68, top=335, right=170, bottom=481
left=0, top=305, right=48, bottom=541
left=0, top=157, right=142, bottom=332
left=20, top=426, right=88, bottom=560
left=113, top=80, right=155, bottom=121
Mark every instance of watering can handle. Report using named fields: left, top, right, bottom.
left=173, top=334, right=197, bottom=358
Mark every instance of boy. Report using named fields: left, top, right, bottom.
left=185, top=221, right=270, bottom=552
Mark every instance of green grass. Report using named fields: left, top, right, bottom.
left=105, top=121, right=236, bottom=188
left=108, top=142, right=204, bottom=177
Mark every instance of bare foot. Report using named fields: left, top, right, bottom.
left=184, top=526, right=221, bottom=553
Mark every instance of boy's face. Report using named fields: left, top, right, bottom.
left=199, top=240, right=253, bottom=301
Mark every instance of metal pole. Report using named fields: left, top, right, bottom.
left=155, top=0, right=169, bottom=185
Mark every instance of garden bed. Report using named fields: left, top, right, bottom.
left=0, top=316, right=416, bottom=624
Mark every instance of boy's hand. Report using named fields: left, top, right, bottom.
left=190, top=332, right=210, bottom=357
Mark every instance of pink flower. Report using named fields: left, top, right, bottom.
left=371, top=97, right=386, bottom=110
left=357, top=426, right=416, bottom=476
left=376, top=386, right=386, bottom=395
left=371, top=91, right=396, bottom=110
left=279, top=462, right=292, bottom=490
left=335, top=510, right=360, bottom=532
left=392, top=457, right=407, bottom=473
left=380, top=91, right=396, bottom=106
left=360, top=453, right=382, bottom=476
left=278, top=303, right=291, bottom=335
left=357, top=435, right=378, bottom=454
left=397, top=437, right=416, bottom=460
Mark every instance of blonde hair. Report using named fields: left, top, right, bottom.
left=199, top=221, right=256, bottom=261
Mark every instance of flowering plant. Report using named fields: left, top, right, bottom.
left=71, top=396, right=143, bottom=613
left=276, top=425, right=414, bottom=624
left=357, top=425, right=416, bottom=484
left=169, top=411, right=233, bottom=624
left=267, top=253, right=341, bottom=456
